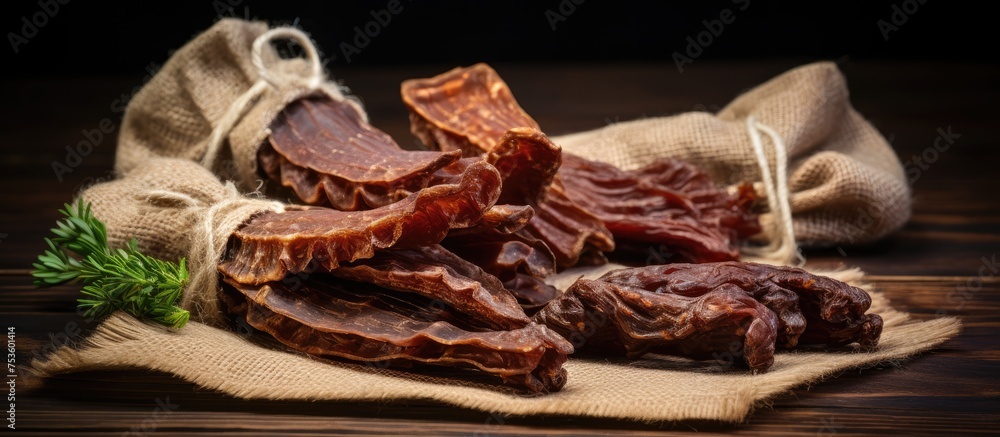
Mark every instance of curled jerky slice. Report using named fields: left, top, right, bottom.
left=597, top=262, right=883, bottom=349
left=442, top=228, right=560, bottom=309
left=533, top=276, right=779, bottom=372
left=559, top=154, right=760, bottom=263
left=219, top=161, right=502, bottom=284
left=453, top=127, right=613, bottom=268
left=403, top=63, right=536, bottom=156
left=220, top=275, right=571, bottom=393
left=403, top=66, right=615, bottom=268
left=333, top=245, right=531, bottom=331
left=259, top=96, right=461, bottom=210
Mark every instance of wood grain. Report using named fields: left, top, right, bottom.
left=2, top=61, right=998, bottom=435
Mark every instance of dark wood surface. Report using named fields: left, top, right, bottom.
left=1, top=61, right=998, bottom=435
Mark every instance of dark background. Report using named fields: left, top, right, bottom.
left=1, top=0, right=994, bottom=79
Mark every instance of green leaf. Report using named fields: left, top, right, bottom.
left=32, top=200, right=190, bottom=329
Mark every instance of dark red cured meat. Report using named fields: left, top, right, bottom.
left=559, top=154, right=760, bottom=263
left=596, top=262, right=883, bottom=349
left=220, top=274, right=571, bottom=393
left=258, top=96, right=461, bottom=210
left=333, top=245, right=531, bottom=331
left=218, top=160, right=502, bottom=284
left=533, top=275, right=779, bottom=372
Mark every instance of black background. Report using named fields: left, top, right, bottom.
left=2, top=0, right=994, bottom=79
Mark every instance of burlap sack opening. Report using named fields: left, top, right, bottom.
left=115, top=18, right=362, bottom=192
left=552, top=62, right=911, bottom=248
left=31, top=158, right=959, bottom=422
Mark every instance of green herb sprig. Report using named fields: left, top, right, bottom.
left=31, top=200, right=190, bottom=328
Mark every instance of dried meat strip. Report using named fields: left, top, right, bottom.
left=442, top=127, right=613, bottom=268
left=333, top=245, right=531, bottom=331
left=596, top=263, right=882, bottom=349
left=220, top=275, right=571, bottom=393
left=259, top=96, right=461, bottom=210
left=402, top=64, right=536, bottom=157
left=219, top=161, right=502, bottom=285
left=403, top=70, right=614, bottom=268
left=442, top=228, right=560, bottom=308
left=559, top=154, right=760, bottom=263
left=533, top=275, right=779, bottom=372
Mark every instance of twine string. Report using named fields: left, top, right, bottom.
left=200, top=26, right=352, bottom=171
left=742, top=116, right=804, bottom=266
left=142, top=184, right=285, bottom=322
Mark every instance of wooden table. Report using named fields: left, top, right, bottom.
left=2, top=61, right=997, bottom=435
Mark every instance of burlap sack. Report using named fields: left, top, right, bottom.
left=553, top=62, right=910, bottom=248
left=115, top=18, right=361, bottom=190
left=75, top=157, right=284, bottom=326
left=33, top=158, right=959, bottom=422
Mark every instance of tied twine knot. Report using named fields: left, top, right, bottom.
left=200, top=26, right=362, bottom=171
left=741, top=115, right=805, bottom=267
left=142, top=184, right=285, bottom=325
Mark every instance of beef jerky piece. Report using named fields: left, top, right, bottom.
left=426, top=133, right=614, bottom=269
left=442, top=228, right=559, bottom=308
left=476, top=204, right=534, bottom=234
left=402, top=63, right=538, bottom=157
left=486, top=128, right=561, bottom=205
left=597, top=262, right=883, bottom=349
left=559, top=154, right=760, bottom=263
left=220, top=275, right=571, bottom=393
left=528, top=179, right=614, bottom=268
left=219, top=161, right=502, bottom=285
left=533, top=277, right=779, bottom=372
left=404, top=66, right=624, bottom=268
left=428, top=128, right=559, bottom=204
left=259, top=96, right=462, bottom=210
left=452, top=127, right=614, bottom=268
left=333, top=245, right=530, bottom=331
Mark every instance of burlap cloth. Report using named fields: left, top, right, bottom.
left=553, top=62, right=910, bottom=247
left=32, top=158, right=960, bottom=423
left=114, top=18, right=363, bottom=191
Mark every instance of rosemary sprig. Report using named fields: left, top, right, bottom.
left=31, top=200, right=190, bottom=328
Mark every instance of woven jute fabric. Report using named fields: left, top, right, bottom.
left=552, top=62, right=910, bottom=247
left=75, top=157, right=283, bottom=327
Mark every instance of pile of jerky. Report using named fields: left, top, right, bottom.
left=221, top=64, right=882, bottom=393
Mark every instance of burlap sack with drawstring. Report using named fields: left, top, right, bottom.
left=553, top=62, right=910, bottom=247
left=32, top=158, right=959, bottom=423
left=73, top=157, right=285, bottom=327
left=114, top=18, right=361, bottom=190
